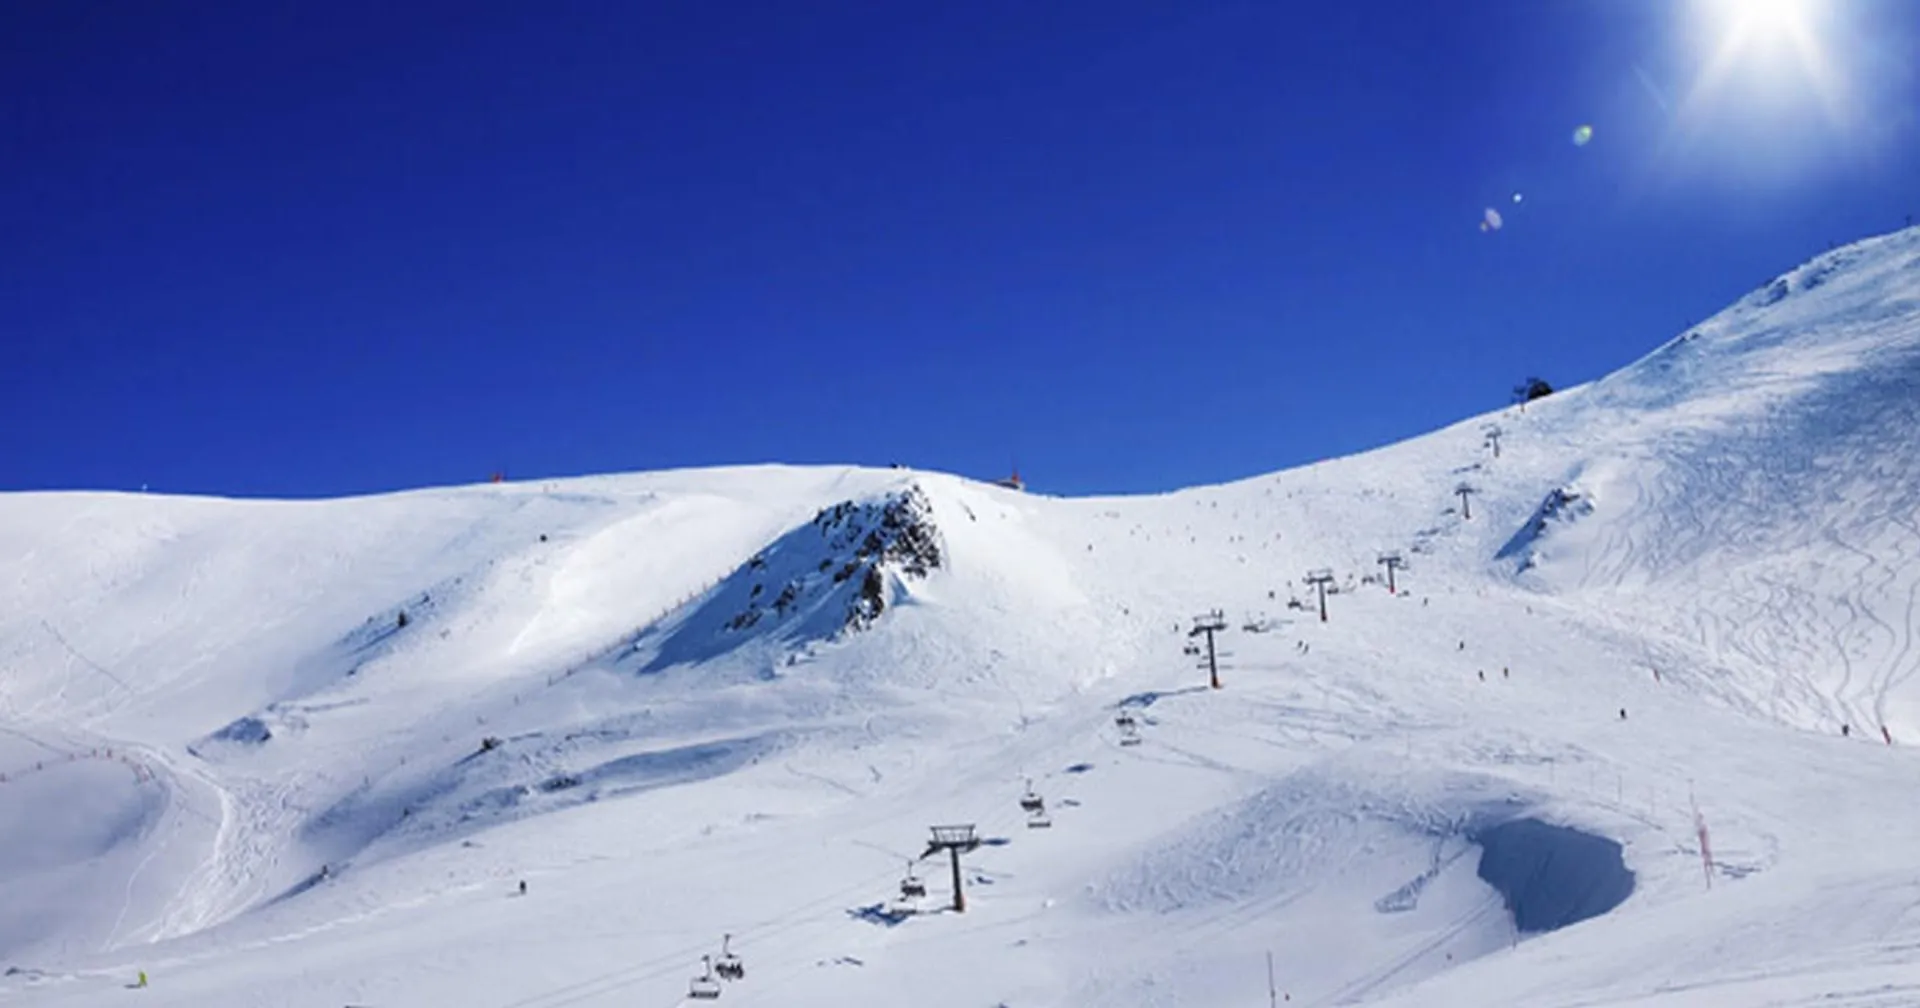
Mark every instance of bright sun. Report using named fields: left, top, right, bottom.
left=1681, top=0, right=1850, bottom=127
left=1711, top=0, right=1821, bottom=55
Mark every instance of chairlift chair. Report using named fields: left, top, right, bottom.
left=899, top=861, right=927, bottom=899
left=715, top=934, right=745, bottom=982
left=1018, top=780, right=1045, bottom=815
left=1027, top=808, right=1053, bottom=829
left=688, top=956, right=722, bottom=1000
left=1115, top=710, right=1142, bottom=746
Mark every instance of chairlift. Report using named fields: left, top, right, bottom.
left=1018, top=780, right=1045, bottom=815
left=1027, top=808, right=1053, bottom=829
left=1115, top=710, right=1142, bottom=746
left=899, top=861, right=927, bottom=900
left=688, top=956, right=722, bottom=1000
left=715, top=934, right=745, bottom=982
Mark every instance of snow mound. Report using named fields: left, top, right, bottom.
left=1091, top=759, right=1627, bottom=1003
left=1101, top=758, right=1627, bottom=941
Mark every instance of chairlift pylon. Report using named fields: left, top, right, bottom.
left=715, top=934, right=745, bottom=982
left=688, top=955, right=722, bottom=1000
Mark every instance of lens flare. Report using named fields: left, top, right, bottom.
left=1572, top=124, right=1594, bottom=146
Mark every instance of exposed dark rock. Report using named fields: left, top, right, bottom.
left=726, top=485, right=942, bottom=639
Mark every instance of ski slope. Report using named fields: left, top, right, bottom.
left=2, top=227, right=1918, bottom=1007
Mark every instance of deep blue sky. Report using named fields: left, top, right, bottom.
left=6, top=1, right=1918, bottom=497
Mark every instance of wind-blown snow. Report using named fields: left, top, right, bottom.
left=3, top=228, right=1920, bottom=1006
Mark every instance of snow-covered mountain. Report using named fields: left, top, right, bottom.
left=3, top=227, right=1918, bottom=1007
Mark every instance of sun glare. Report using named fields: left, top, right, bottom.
left=1720, top=0, right=1818, bottom=47
left=1679, top=0, right=1852, bottom=133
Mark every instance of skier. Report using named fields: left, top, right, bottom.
left=1477, top=670, right=1485, bottom=682
left=135, top=970, right=148, bottom=989
left=1842, top=724, right=1851, bottom=737
left=1501, top=667, right=1509, bottom=679
left=518, top=879, right=527, bottom=896
left=1618, top=708, right=1628, bottom=721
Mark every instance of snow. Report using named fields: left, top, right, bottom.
left=3, top=227, right=1920, bottom=1006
